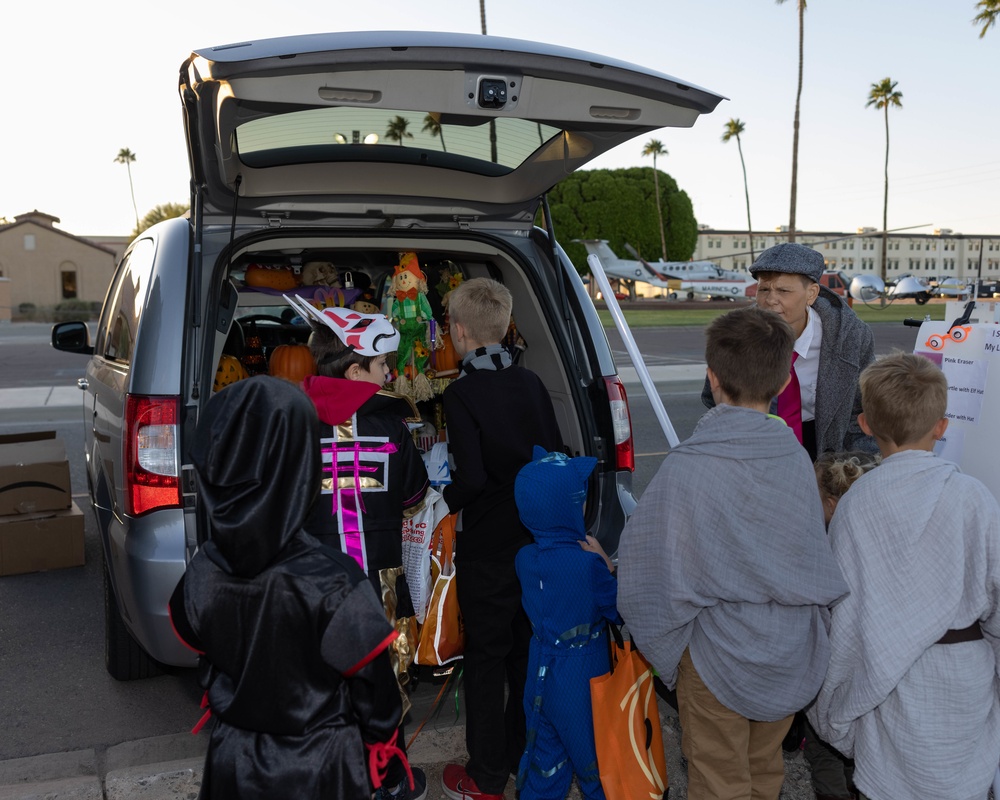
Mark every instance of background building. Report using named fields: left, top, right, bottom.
left=693, top=225, right=1000, bottom=282
left=0, top=211, right=127, bottom=318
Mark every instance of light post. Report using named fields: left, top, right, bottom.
left=334, top=131, right=379, bottom=145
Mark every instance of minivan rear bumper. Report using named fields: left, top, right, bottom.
left=108, top=508, right=196, bottom=667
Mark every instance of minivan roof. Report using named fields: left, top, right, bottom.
left=180, top=31, right=726, bottom=227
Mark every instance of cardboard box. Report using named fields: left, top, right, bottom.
left=0, top=501, right=86, bottom=576
left=0, top=430, right=72, bottom=516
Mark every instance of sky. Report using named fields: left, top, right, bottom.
left=2, top=0, right=997, bottom=238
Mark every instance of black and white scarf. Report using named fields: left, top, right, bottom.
left=457, top=344, right=512, bottom=378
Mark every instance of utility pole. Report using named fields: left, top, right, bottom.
left=977, top=236, right=985, bottom=296
left=479, top=1, right=498, bottom=163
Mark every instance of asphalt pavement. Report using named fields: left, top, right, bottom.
left=0, top=308, right=950, bottom=797
left=0, top=370, right=818, bottom=800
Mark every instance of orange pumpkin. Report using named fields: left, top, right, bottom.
left=434, top=330, right=460, bottom=374
left=214, top=354, right=249, bottom=392
left=269, top=344, right=316, bottom=384
left=244, top=264, right=300, bottom=291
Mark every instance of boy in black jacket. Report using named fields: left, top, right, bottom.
left=440, top=277, right=563, bottom=800
left=285, top=299, right=429, bottom=800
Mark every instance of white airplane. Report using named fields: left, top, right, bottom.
left=578, top=239, right=754, bottom=300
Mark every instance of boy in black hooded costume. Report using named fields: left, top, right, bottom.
left=169, top=376, right=411, bottom=799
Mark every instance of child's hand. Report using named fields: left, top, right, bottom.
left=580, top=535, right=613, bottom=573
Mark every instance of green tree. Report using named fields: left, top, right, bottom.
left=641, top=139, right=669, bottom=261
left=866, top=77, right=903, bottom=289
left=422, top=114, right=448, bottom=152
left=385, top=116, right=413, bottom=146
left=133, top=202, right=190, bottom=238
left=721, top=118, right=755, bottom=262
left=974, top=0, right=1000, bottom=36
left=777, top=0, right=806, bottom=242
left=544, top=167, right=698, bottom=280
left=114, top=147, right=140, bottom=230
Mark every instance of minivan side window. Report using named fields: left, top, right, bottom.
left=98, top=238, right=155, bottom=365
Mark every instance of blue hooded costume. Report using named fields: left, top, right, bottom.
left=514, top=448, right=621, bottom=800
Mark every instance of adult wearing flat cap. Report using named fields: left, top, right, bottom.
left=702, top=242, right=877, bottom=459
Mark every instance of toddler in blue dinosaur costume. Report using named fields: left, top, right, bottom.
left=514, top=447, right=620, bottom=800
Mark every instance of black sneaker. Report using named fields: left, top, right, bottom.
left=376, top=766, right=428, bottom=800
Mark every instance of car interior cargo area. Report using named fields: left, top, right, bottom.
left=206, top=235, right=588, bottom=473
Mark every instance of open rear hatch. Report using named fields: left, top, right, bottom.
left=179, top=30, right=725, bottom=230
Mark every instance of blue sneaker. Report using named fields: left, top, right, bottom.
left=376, top=766, right=427, bottom=800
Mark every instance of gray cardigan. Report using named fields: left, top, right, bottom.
left=617, top=405, right=849, bottom=720
left=701, top=288, right=877, bottom=455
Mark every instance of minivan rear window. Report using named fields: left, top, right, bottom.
left=235, top=106, right=561, bottom=174
left=99, top=238, right=155, bottom=365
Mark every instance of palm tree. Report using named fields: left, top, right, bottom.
left=721, top=119, right=755, bottom=263
left=866, top=78, right=903, bottom=290
left=641, top=139, right=669, bottom=261
left=422, top=114, right=448, bottom=152
left=385, top=116, right=413, bottom=146
left=114, top=148, right=140, bottom=230
left=974, top=0, right=1000, bottom=36
left=776, top=0, right=806, bottom=243
left=134, top=202, right=190, bottom=238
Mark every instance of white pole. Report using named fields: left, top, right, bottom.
left=588, top=254, right=681, bottom=448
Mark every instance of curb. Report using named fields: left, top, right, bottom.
left=0, top=367, right=707, bottom=416
left=0, top=701, right=824, bottom=800
left=0, top=749, right=101, bottom=800
left=0, top=387, right=81, bottom=411
left=0, top=727, right=468, bottom=800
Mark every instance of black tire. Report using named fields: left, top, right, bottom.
left=687, top=291, right=695, bottom=300
left=103, top=552, right=163, bottom=681
left=914, top=292, right=930, bottom=305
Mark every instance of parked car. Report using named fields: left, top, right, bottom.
left=51, top=31, right=724, bottom=679
left=819, top=270, right=851, bottom=297
left=745, top=269, right=850, bottom=302
left=932, top=277, right=972, bottom=299
left=887, top=275, right=933, bottom=304
left=976, top=280, right=1000, bottom=298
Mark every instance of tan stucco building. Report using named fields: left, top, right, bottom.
left=0, top=210, right=123, bottom=315
left=694, top=225, right=1000, bottom=281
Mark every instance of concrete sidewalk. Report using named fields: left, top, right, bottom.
left=0, top=386, right=82, bottom=411
left=0, top=689, right=820, bottom=800
left=0, top=726, right=470, bottom=800
left=2, top=364, right=805, bottom=800
left=0, top=365, right=706, bottom=415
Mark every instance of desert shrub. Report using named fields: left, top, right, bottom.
left=53, top=300, right=93, bottom=322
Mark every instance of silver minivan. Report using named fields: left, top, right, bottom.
left=53, top=31, right=723, bottom=680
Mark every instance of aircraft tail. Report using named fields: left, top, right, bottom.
left=577, top=239, right=621, bottom=267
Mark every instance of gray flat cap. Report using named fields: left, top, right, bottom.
left=749, top=243, right=824, bottom=283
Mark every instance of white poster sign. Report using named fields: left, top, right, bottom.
left=938, top=354, right=989, bottom=425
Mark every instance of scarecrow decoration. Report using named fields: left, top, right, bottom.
left=389, top=252, right=436, bottom=401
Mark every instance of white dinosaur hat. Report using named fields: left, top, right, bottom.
left=283, top=294, right=400, bottom=356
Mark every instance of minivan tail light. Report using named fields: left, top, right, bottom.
left=604, top=376, right=635, bottom=472
left=125, top=395, right=181, bottom=517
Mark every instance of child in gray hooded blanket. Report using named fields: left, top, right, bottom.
left=168, top=376, right=413, bottom=800
left=617, top=306, right=849, bottom=800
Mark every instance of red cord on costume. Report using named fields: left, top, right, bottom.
left=191, top=690, right=212, bottom=735
left=365, top=729, right=414, bottom=790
